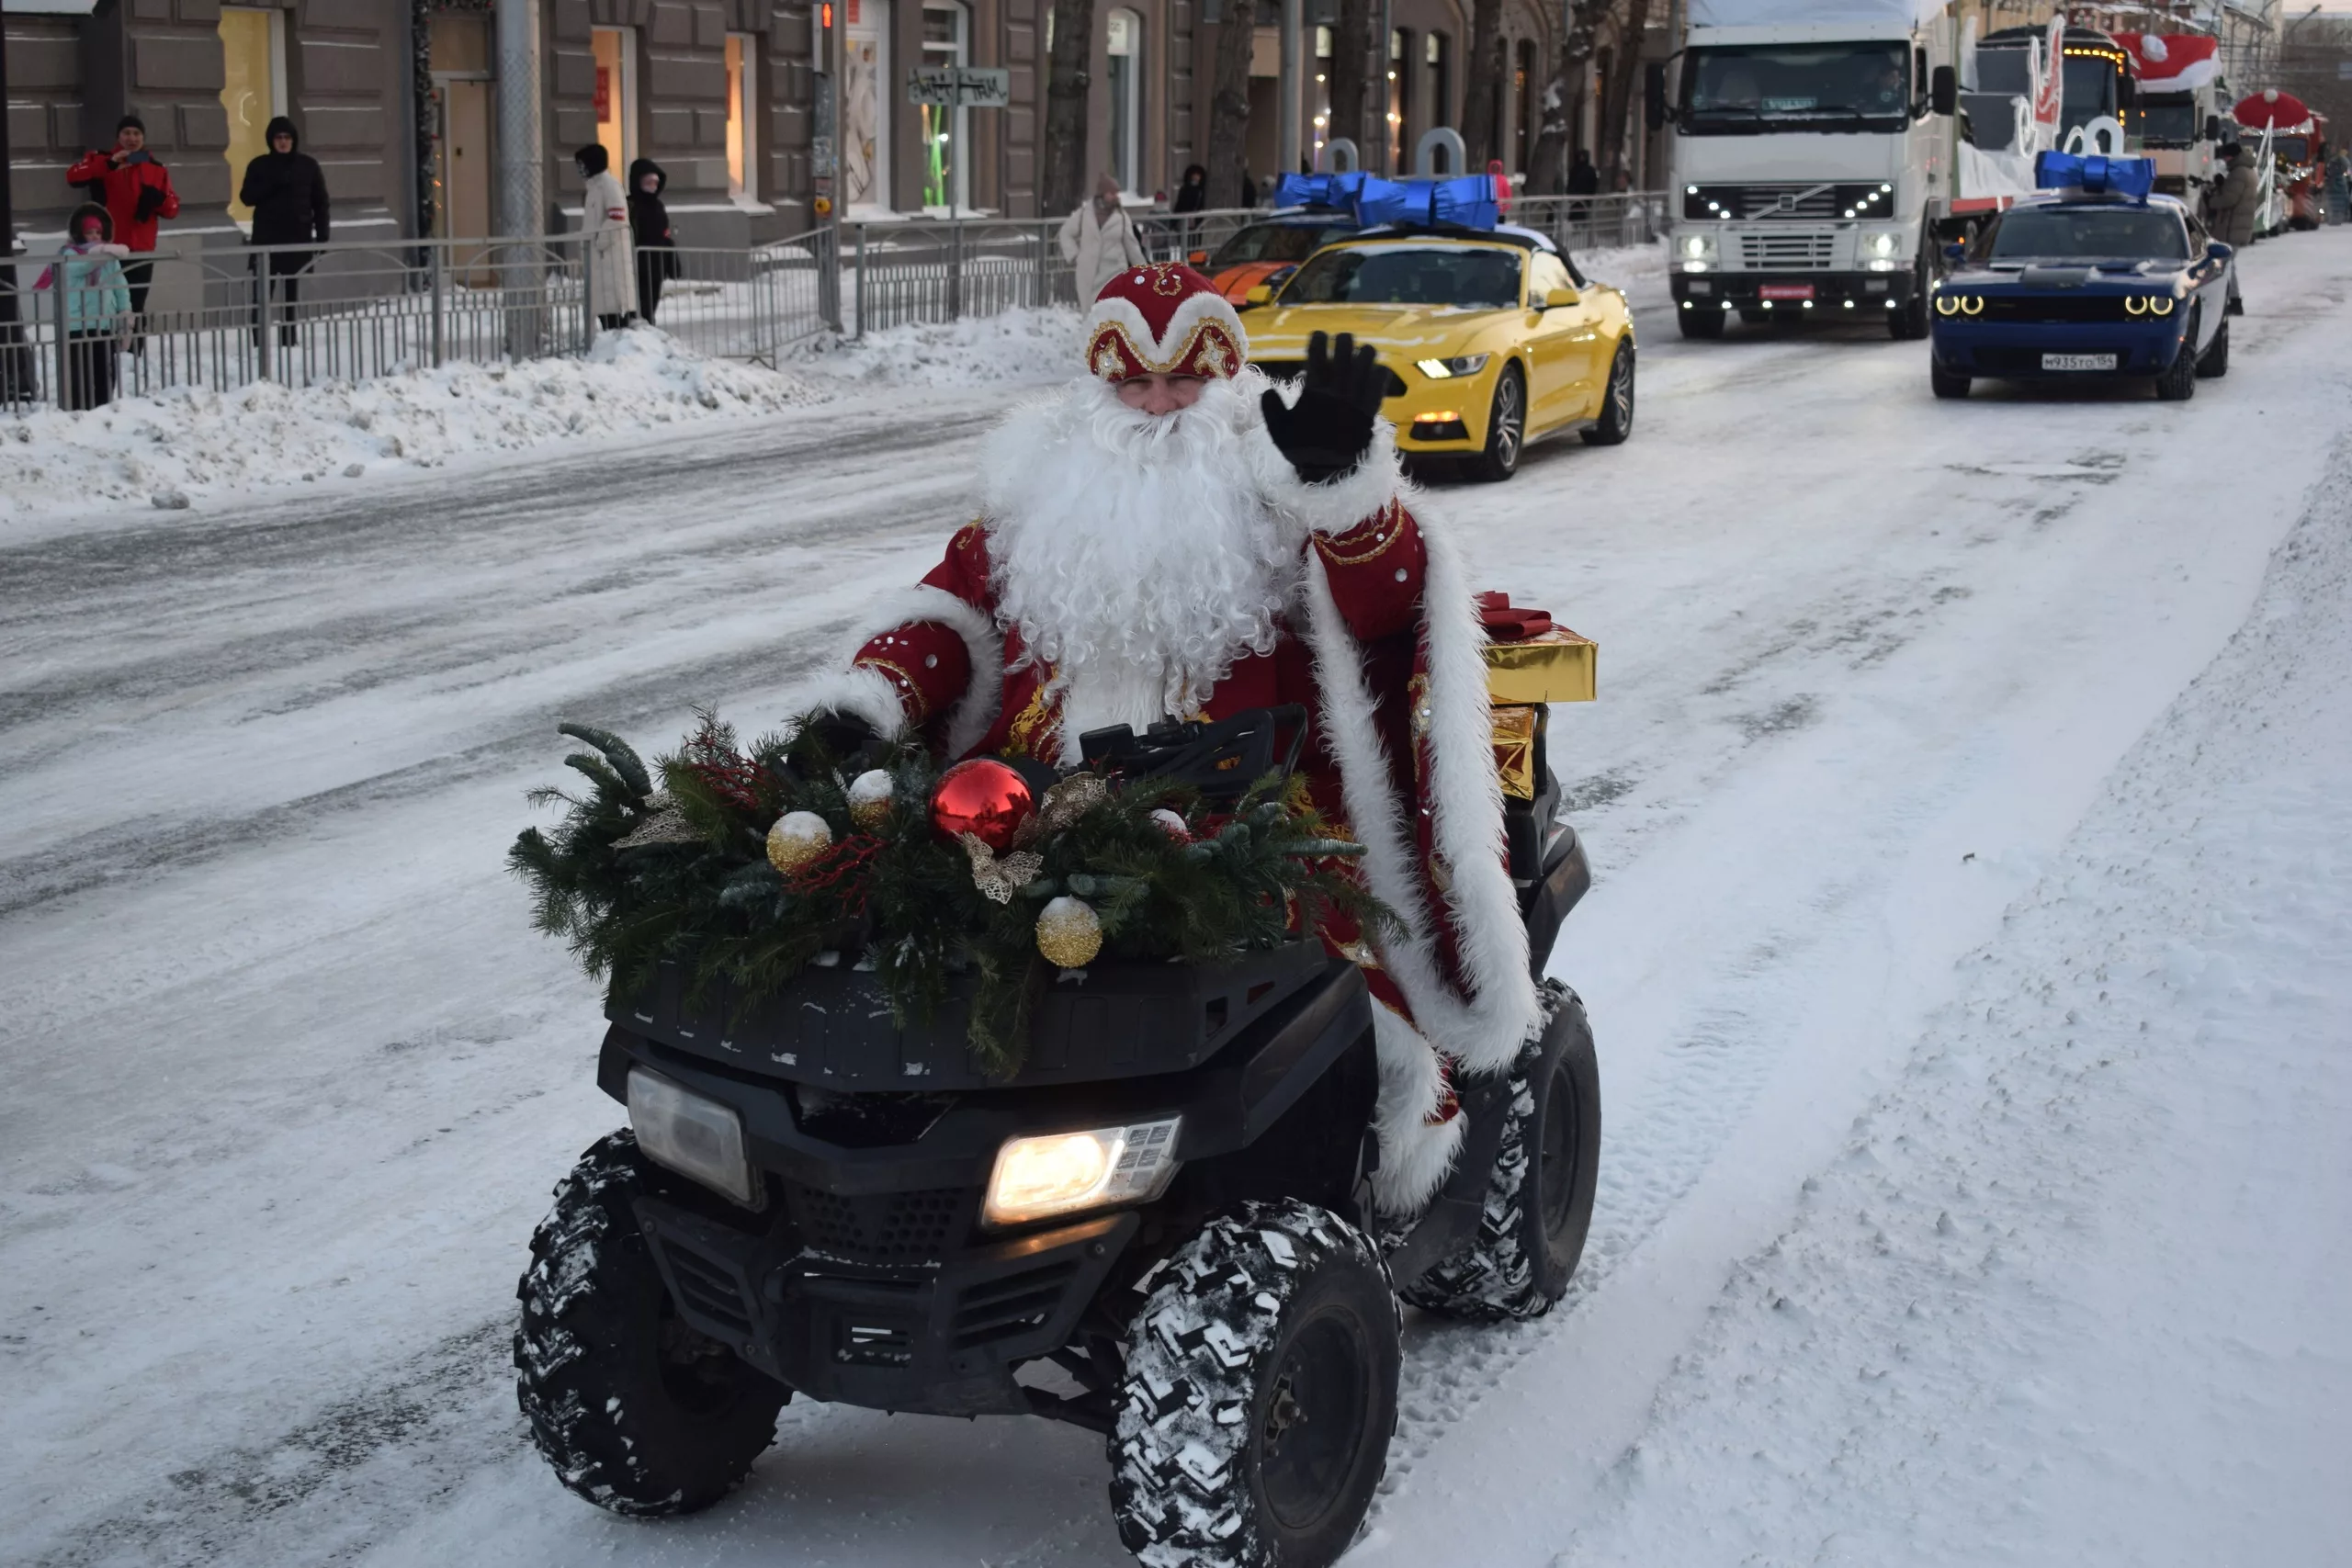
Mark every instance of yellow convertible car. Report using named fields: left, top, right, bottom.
left=1242, top=227, right=1636, bottom=481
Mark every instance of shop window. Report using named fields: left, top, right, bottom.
left=219, top=6, right=286, bottom=228
left=920, top=3, right=968, bottom=210
left=592, top=28, right=636, bottom=173
left=726, top=34, right=757, bottom=197
left=843, top=0, right=891, bottom=211
left=1105, top=7, right=1142, bottom=195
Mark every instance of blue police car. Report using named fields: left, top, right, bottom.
left=1928, top=154, right=2236, bottom=401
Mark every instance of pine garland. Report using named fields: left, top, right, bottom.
left=510, top=712, right=1386, bottom=1075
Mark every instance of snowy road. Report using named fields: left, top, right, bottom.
left=6, top=236, right=2349, bottom=1568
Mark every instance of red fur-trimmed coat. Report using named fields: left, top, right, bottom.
left=796, top=399, right=1540, bottom=1214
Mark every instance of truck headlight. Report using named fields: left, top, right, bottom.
left=1415, top=354, right=1491, bottom=379
left=1862, top=230, right=1904, bottom=258
left=982, top=1117, right=1182, bottom=1228
left=628, top=1067, right=759, bottom=1207
left=1677, top=232, right=1717, bottom=271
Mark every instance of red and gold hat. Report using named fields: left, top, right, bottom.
left=1084, top=263, right=1248, bottom=382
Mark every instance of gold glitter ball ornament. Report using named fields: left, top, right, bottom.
left=765, top=810, right=834, bottom=874
left=846, top=769, right=895, bottom=831
left=1035, top=895, right=1103, bottom=969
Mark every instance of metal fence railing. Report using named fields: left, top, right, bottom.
left=0, top=197, right=1659, bottom=412
left=0, top=227, right=839, bottom=415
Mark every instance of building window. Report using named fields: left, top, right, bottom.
left=592, top=27, right=636, bottom=173
left=1427, top=31, right=1450, bottom=141
left=219, top=6, right=286, bottom=228
left=842, top=0, right=891, bottom=211
left=1105, top=7, right=1143, bottom=194
left=1390, top=28, right=1411, bottom=173
left=726, top=33, right=757, bottom=197
left=920, top=4, right=968, bottom=210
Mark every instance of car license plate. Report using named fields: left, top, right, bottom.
left=1759, top=284, right=1815, bottom=301
left=2041, top=352, right=2118, bottom=371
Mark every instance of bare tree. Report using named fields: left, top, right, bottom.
left=1042, top=0, right=1100, bottom=214
left=1329, top=0, right=1374, bottom=169
left=1463, top=0, right=1505, bottom=169
left=1595, top=0, right=1654, bottom=186
left=1523, top=0, right=1619, bottom=195
left=1204, top=0, right=1257, bottom=207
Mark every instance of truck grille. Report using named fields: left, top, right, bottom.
left=785, top=1183, right=971, bottom=1263
left=1738, top=230, right=1838, bottom=270
left=1687, top=183, right=1893, bottom=221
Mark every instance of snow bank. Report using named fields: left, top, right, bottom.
left=0, top=327, right=830, bottom=519
left=796, top=304, right=1082, bottom=387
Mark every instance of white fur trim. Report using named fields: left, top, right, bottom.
left=842, top=583, right=1005, bottom=760
left=1297, top=504, right=1540, bottom=1080
left=1243, top=396, right=1409, bottom=537
left=1369, top=1003, right=1466, bottom=1216
left=780, top=665, right=911, bottom=740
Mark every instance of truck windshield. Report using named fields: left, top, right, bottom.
left=2135, top=98, right=2199, bottom=147
left=1281, top=245, right=1525, bottom=308
left=1679, top=42, right=1909, bottom=134
left=2270, top=136, right=2312, bottom=163
left=1985, top=207, right=2189, bottom=260
left=2059, top=51, right=2120, bottom=141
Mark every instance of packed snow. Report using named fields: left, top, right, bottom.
left=2, top=228, right=2347, bottom=1568
left=0, top=327, right=830, bottom=523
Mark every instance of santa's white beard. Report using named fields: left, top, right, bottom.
left=981, top=371, right=1301, bottom=760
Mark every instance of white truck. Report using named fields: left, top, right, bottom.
left=1649, top=0, right=2132, bottom=342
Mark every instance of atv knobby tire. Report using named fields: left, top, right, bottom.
left=1110, top=1200, right=1400, bottom=1568
left=1400, top=982, right=1601, bottom=1323
left=515, top=1130, right=787, bottom=1517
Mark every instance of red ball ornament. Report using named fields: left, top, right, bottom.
left=930, top=758, right=1035, bottom=852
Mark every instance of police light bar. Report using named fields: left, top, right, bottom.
left=2034, top=151, right=2157, bottom=199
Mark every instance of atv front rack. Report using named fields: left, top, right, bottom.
left=613, top=940, right=1331, bottom=1092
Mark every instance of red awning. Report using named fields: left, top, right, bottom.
left=2234, top=89, right=2313, bottom=130
left=2114, top=33, right=2220, bottom=89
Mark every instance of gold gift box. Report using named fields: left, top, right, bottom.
left=1492, top=705, right=1539, bottom=798
left=1485, top=626, right=1597, bottom=705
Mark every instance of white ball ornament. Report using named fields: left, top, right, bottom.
left=1148, top=807, right=1192, bottom=842
left=1035, top=895, right=1104, bottom=969
left=765, top=810, right=834, bottom=874
left=847, top=769, right=896, bottom=831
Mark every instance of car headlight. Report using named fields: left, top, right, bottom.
left=1934, top=293, right=1984, bottom=317
left=982, top=1117, right=1182, bottom=1228
left=2124, top=294, right=2177, bottom=316
left=1415, top=354, right=1491, bottom=379
left=628, top=1067, right=759, bottom=1207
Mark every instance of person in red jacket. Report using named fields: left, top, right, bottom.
left=67, top=115, right=181, bottom=339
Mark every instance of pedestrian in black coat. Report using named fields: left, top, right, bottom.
left=1172, top=164, right=1208, bottom=213
left=627, top=157, right=679, bottom=326
left=1566, top=150, right=1600, bottom=197
left=239, top=116, right=330, bottom=346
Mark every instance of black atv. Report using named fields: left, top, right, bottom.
left=514, top=705, right=1599, bottom=1567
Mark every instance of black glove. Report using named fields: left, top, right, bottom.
left=1260, top=331, right=1387, bottom=485
left=134, top=185, right=165, bottom=224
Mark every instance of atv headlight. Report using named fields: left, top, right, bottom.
left=628, top=1067, right=758, bottom=1207
left=1415, top=354, right=1491, bottom=379
left=982, top=1117, right=1182, bottom=1228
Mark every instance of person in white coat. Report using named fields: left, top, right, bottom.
left=575, top=143, right=639, bottom=328
left=1057, top=173, right=1148, bottom=303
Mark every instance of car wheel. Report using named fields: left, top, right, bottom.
left=1930, top=361, right=1971, bottom=400
left=2196, top=318, right=2230, bottom=378
left=1581, top=343, right=1634, bottom=446
left=2155, top=311, right=2200, bottom=400
left=1469, top=363, right=1526, bottom=482
left=1677, top=306, right=1725, bottom=340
